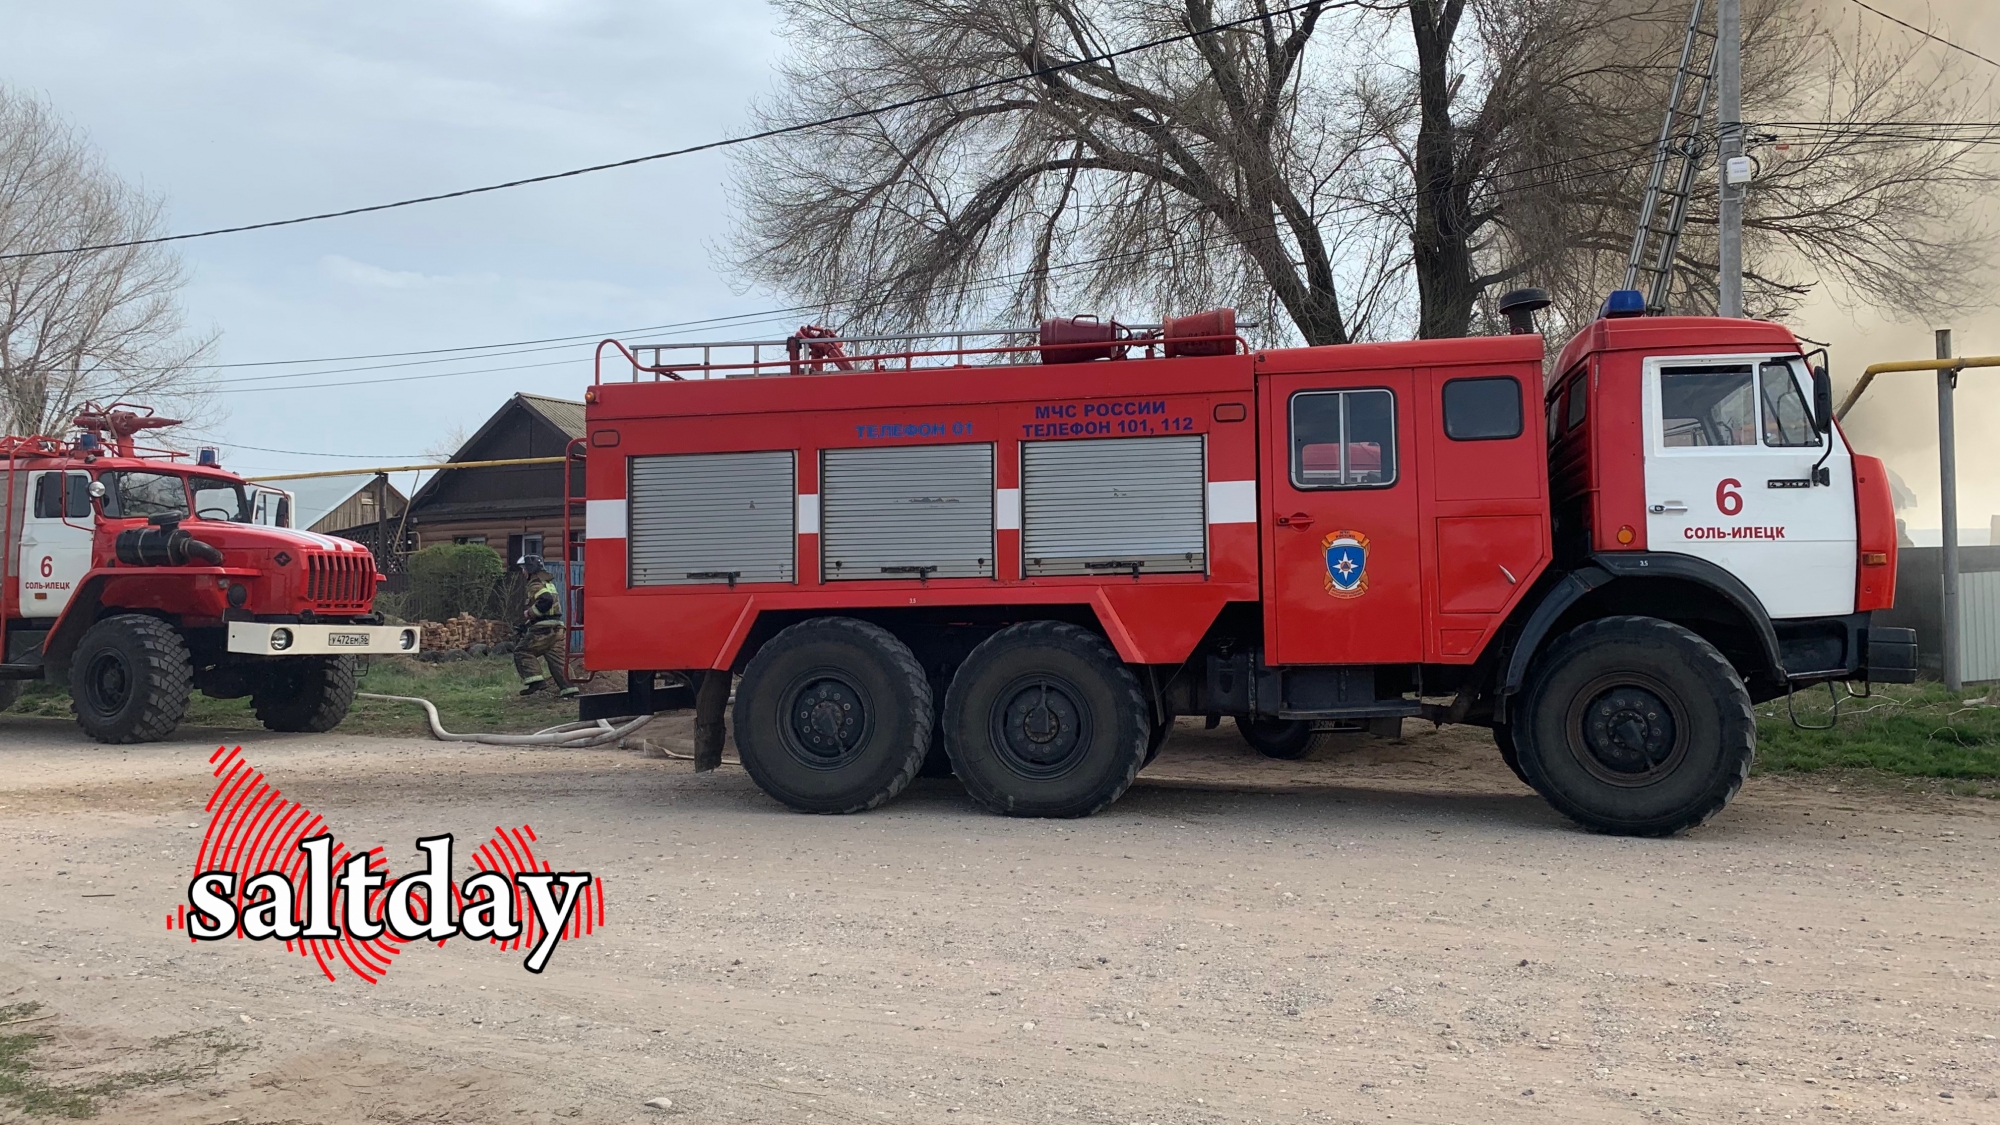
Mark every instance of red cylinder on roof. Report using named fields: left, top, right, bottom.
left=1163, top=307, right=1237, bottom=357
left=1038, top=316, right=1126, bottom=364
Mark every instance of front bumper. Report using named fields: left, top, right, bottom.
left=226, top=622, right=421, bottom=656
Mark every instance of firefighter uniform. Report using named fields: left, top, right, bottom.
left=514, top=562, right=577, bottom=698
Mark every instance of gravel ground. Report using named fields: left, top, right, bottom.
left=0, top=710, right=1995, bottom=1124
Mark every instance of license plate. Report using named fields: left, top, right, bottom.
left=327, top=632, right=371, bottom=647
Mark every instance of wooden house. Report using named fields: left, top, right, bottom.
left=405, top=393, right=586, bottom=566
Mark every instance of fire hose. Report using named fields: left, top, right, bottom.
left=356, top=693, right=653, bottom=748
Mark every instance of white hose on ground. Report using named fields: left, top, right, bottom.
left=357, top=693, right=654, bottom=747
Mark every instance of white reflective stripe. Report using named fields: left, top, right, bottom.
left=995, top=487, right=1022, bottom=530
left=798, top=493, right=820, bottom=534
left=585, top=499, right=628, bottom=540
left=1207, top=480, right=1256, bottom=524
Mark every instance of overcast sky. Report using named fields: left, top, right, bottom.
left=0, top=0, right=791, bottom=489
left=1, top=0, right=1994, bottom=529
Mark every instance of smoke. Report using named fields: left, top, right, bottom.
left=1796, top=0, right=2000, bottom=538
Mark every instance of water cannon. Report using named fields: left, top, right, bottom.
left=72, top=402, right=183, bottom=457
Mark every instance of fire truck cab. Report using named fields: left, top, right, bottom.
left=574, top=295, right=1914, bottom=835
left=3, top=405, right=418, bottom=742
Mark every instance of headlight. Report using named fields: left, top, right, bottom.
left=270, top=628, right=293, bottom=651
left=400, top=629, right=417, bottom=650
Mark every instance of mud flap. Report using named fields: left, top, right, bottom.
left=692, top=670, right=731, bottom=773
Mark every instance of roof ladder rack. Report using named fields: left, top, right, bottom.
left=1623, top=0, right=1718, bottom=315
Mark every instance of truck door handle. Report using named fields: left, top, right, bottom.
left=1275, top=512, right=1315, bottom=531
left=1649, top=502, right=1688, bottom=514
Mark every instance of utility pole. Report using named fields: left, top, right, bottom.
left=1716, top=0, right=1744, bottom=317
left=1936, top=328, right=1961, bottom=692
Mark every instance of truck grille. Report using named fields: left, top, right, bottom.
left=303, top=552, right=374, bottom=611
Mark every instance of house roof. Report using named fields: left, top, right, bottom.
left=517, top=394, right=586, bottom=440
left=283, top=476, right=408, bottom=531
left=404, top=392, right=585, bottom=516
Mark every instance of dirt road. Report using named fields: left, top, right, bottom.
left=1, top=711, right=1994, bottom=1124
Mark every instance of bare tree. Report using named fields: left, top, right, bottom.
left=0, top=85, right=214, bottom=440
left=727, top=0, right=1996, bottom=343
left=1483, top=0, right=2000, bottom=334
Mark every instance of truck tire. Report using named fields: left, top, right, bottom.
left=69, top=614, right=193, bottom=744
left=251, top=657, right=357, bottom=733
left=1492, top=723, right=1531, bottom=786
left=732, top=617, right=932, bottom=814
left=0, top=679, right=23, bottom=712
left=1516, top=616, right=1754, bottom=836
left=942, top=621, right=1149, bottom=818
left=1235, top=717, right=1315, bottom=760
left=1143, top=713, right=1174, bottom=767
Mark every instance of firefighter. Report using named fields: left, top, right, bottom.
left=513, top=555, right=577, bottom=698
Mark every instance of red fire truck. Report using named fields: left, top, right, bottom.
left=3, top=404, right=418, bottom=742
left=568, top=291, right=1915, bottom=835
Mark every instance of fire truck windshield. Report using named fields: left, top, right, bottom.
left=189, top=477, right=250, bottom=522
left=98, top=470, right=190, bottom=520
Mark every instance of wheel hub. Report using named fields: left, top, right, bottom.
left=994, top=678, right=1089, bottom=778
left=1569, top=678, right=1685, bottom=786
left=87, top=653, right=131, bottom=714
left=787, top=677, right=866, bottom=765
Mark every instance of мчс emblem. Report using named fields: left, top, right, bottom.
left=1321, top=530, right=1370, bottom=599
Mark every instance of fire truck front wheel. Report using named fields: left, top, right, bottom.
left=732, top=618, right=933, bottom=814
left=1516, top=616, right=1754, bottom=837
left=250, top=657, right=357, bottom=733
left=942, top=621, right=1150, bottom=818
left=68, top=614, right=193, bottom=744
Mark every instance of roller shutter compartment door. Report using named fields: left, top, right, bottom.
left=628, top=451, right=795, bottom=586
left=822, top=444, right=994, bottom=580
left=1022, top=435, right=1206, bottom=576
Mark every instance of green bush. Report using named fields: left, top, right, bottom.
left=403, top=543, right=505, bottom=621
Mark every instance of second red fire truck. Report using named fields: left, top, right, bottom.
left=4, top=405, right=416, bottom=743
left=567, top=290, right=1914, bottom=835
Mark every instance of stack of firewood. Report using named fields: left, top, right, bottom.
left=414, top=613, right=513, bottom=652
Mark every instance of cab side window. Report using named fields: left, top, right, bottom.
left=1759, top=360, right=1821, bottom=448
left=29, top=473, right=88, bottom=519
left=1660, top=364, right=1755, bottom=447
left=1442, top=376, right=1522, bottom=440
left=32, top=473, right=61, bottom=519
left=1291, top=388, right=1397, bottom=488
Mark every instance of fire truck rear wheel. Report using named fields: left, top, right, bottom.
left=251, top=656, right=357, bottom=733
left=1491, top=724, right=1531, bottom=786
left=1235, top=717, right=1316, bottom=760
left=1516, top=615, right=1754, bottom=837
left=732, top=617, right=932, bottom=814
left=69, top=614, right=193, bottom=744
left=942, top=621, right=1150, bottom=818
left=1143, top=713, right=1174, bottom=767
left=0, top=678, right=25, bottom=713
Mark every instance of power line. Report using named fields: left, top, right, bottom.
left=203, top=140, right=1674, bottom=397
left=164, top=306, right=819, bottom=371
left=208, top=312, right=812, bottom=386
left=1846, top=0, right=2000, bottom=72
left=0, top=1, right=1346, bottom=263
left=221, top=441, right=426, bottom=459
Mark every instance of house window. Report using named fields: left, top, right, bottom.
left=454, top=535, right=488, bottom=546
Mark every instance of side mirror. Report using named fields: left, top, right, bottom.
left=1811, top=365, right=1834, bottom=433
